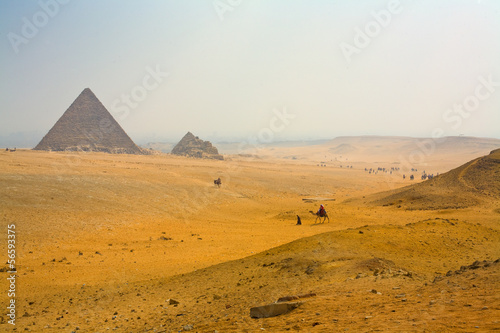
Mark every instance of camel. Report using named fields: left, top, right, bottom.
left=214, top=177, right=221, bottom=188
left=309, top=210, right=330, bottom=224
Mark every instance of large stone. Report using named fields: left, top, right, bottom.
left=250, top=302, right=301, bottom=319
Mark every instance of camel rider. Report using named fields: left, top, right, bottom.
left=317, top=204, right=326, bottom=217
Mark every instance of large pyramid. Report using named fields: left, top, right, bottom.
left=34, top=88, right=145, bottom=154
left=171, top=132, right=223, bottom=160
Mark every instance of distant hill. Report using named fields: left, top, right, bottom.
left=238, top=136, right=500, bottom=169
left=34, top=88, right=148, bottom=154
left=329, top=143, right=357, bottom=154
left=323, top=136, right=500, bottom=158
left=366, top=148, right=500, bottom=210
left=171, top=132, right=223, bottom=160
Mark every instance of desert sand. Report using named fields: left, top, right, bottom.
left=0, top=136, right=499, bottom=332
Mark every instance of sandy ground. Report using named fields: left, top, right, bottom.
left=0, top=137, right=499, bottom=332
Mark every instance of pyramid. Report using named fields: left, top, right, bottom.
left=171, top=132, right=223, bottom=160
left=34, top=88, right=145, bottom=154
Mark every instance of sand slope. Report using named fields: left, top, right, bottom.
left=364, top=148, right=500, bottom=211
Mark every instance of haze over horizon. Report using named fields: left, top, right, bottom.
left=1, top=0, right=499, bottom=147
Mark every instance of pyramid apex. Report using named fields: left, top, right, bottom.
left=181, top=131, right=196, bottom=140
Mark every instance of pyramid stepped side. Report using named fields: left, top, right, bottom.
left=34, top=88, right=145, bottom=154
left=171, top=132, right=223, bottom=160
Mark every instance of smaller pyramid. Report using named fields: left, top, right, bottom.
left=34, top=88, right=145, bottom=154
left=171, top=132, right=223, bottom=160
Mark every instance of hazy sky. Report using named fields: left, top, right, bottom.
left=1, top=0, right=499, bottom=145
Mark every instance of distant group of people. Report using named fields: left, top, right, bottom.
left=361, top=166, right=438, bottom=181
left=402, top=171, right=439, bottom=180
left=365, top=166, right=400, bottom=175
left=421, top=171, right=438, bottom=180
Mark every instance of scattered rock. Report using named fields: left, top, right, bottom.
left=445, top=259, right=498, bottom=277
left=183, top=324, right=194, bottom=331
left=166, top=299, right=179, bottom=306
left=433, top=276, right=444, bottom=283
left=305, top=266, right=316, bottom=275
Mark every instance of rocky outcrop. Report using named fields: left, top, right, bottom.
left=171, top=132, right=223, bottom=160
